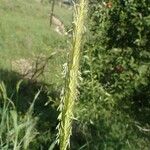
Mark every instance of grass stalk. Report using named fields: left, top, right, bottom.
left=57, top=0, right=88, bottom=150
left=0, top=82, right=38, bottom=149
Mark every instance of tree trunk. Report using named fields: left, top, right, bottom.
left=50, top=0, right=55, bottom=27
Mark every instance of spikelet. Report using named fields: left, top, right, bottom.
left=56, top=0, right=88, bottom=150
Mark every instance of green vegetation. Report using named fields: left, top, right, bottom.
left=0, top=82, right=38, bottom=150
left=0, top=0, right=71, bottom=149
left=0, top=0, right=70, bottom=72
left=57, top=1, right=87, bottom=149
left=77, top=0, right=150, bottom=149
left=0, top=0, right=150, bottom=149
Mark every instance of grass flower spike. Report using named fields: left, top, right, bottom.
left=57, top=0, right=88, bottom=150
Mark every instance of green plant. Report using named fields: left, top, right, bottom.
left=75, top=0, right=150, bottom=149
left=0, top=81, right=39, bottom=150
left=57, top=0, right=88, bottom=149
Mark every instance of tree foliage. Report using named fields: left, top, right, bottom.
left=76, top=0, right=150, bottom=149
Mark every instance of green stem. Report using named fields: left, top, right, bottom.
left=58, top=0, right=88, bottom=150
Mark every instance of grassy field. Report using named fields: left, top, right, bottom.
left=0, top=0, right=72, bottom=149
left=0, top=0, right=72, bottom=83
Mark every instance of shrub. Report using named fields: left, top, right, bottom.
left=75, top=0, right=150, bottom=149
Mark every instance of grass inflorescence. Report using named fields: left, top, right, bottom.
left=57, top=0, right=88, bottom=150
